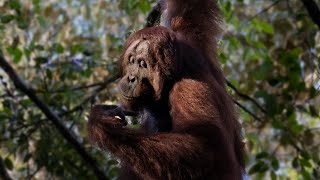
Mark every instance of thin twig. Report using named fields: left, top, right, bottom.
left=61, top=75, right=119, bottom=116
left=35, top=81, right=107, bottom=94
left=232, top=99, right=263, bottom=122
left=245, top=0, right=282, bottom=23
left=226, top=80, right=267, bottom=114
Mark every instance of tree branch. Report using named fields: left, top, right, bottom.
left=232, top=99, right=263, bottom=122
left=300, top=0, right=320, bottom=29
left=226, top=80, right=267, bottom=114
left=35, top=81, right=107, bottom=94
left=0, top=53, right=108, bottom=180
left=0, top=156, right=12, bottom=180
left=61, top=75, right=119, bottom=116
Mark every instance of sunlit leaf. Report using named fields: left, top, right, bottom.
left=32, top=0, right=41, bottom=13
left=252, top=19, right=274, bottom=34
left=7, top=47, right=23, bottom=63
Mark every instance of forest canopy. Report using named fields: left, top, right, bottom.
left=0, top=0, right=319, bottom=179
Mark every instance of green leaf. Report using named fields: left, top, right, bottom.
left=20, top=99, right=33, bottom=106
left=70, top=44, right=84, bottom=54
left=271, top=157, right=279, bottom=170
left=300, top=151, right=311, bottom=160
left=225, top=1, right=231, bottom=13
left=265, top=94, right=278, bottom=117
left=252, top=19, right=274, bottom=34
left=219, top=51, right=227, bottom=64
left=32, top=0, right=41, bottom=13
left=7, top=47, right=23, bottom=63
left=253, top=60, right=273, bottom=80
left=37, top=16, right=47, bottom=27
left=256, top=152, right=269, bottom=159
left=288, top=73, right=302, bottom=90
left=24, top=48, right=32, bottom=60
left=260, top=22, right=274, bottom=34
left=270, top=171, right=277, bottom=180
left=245, top=133, right=257, bottom=144
left=9, top=0, right=21, bottom=10
left=302, top=167, right=311, bottom=180
left=81, top=68, right=91, bottom=77
left=1, top=15, right=15, bottom=24
left=4, top=157, right=14, bottom=170
left=138, top=0, right=151, bottom=14
left=2, top=106, right=12, bottom=116
left=300, top=158, right=312, bottom=168
left=290, top=124, right=304, bottom=135
left=309, top=87, right=317, bottom=98
left=249, top=161, right=269, bottom=174
left=34, top=56, right=48, bottom=66
left=279, top=48, right=302, bottom=69
left=52, top=43, right=64, bottom=54
left=16, top=17, right=29, bottom=29
left=46, top=70, right=52, bottom=79
left=271, top=119, right=283, bottom=129
left=295, top=13, right=307, bottom=21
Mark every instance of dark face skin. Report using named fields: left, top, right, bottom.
left=118, top=39, right=159, bottom=109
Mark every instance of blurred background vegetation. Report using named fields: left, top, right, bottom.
left=0, top=0, right=319, bottom=179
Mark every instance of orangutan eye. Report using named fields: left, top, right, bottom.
left=129, top=56, right=134, bottom=64
left=139, top=59, right=147, bottom=68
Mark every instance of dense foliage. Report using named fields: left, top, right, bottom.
left=0, top=0, right=319, bottom=179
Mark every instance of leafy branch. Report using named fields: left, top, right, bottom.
left=61, top=75, right=119, bottom=116
left=0, top=53, right=108, bottom=180
left=226, top=81, right=267, bottom=114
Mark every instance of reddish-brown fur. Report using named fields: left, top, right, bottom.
left=88, top=0, right=244, bottom=179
